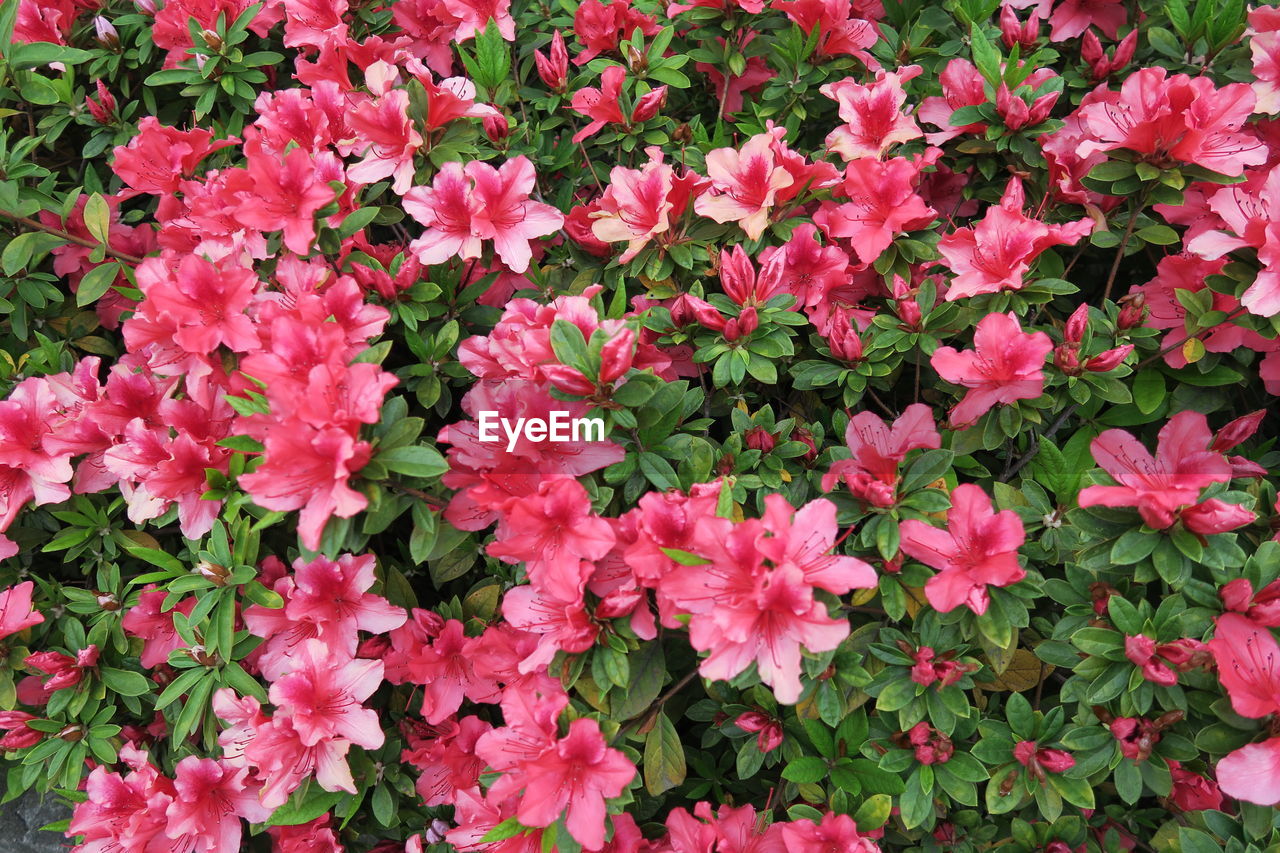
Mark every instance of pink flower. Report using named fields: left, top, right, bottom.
left=695, top=132, right=796, bottom=240
left=515, top=718, right=636, bottom=850
left=939, top=177, right=1092, bottom=299
left=1208, top=613, right=1280, bottom=720
left=229, top=141, right=337, bottom=254
left=1216, top=738, right=1280, bottom=806
left=404, top=156, right=563, bottom=274
left=1076, top=67, right=1266, bottom=177
left=821, top=403, right=941, bottom=507
left=1124, top=635, right=1208, bottom=687
left=898, top=483, right=1026, bottom=615
left=917, top=59, right=987, bottom=144
left=820, top=66, right=923, bottom=160
left=591, top=147, right=702, bottom=262
left=0, top=581, right=43, bottom=641
left=121, top=585, right=195, bottom=668
left=661, top=496, right=875, bottom=703
left=814, top=156, right=936, bottom=264
left=780, top=812, right=881, bottom=852
left=164, top=757, right=272, bottom=853
left=267, top=639, right=385, bottom=750
left=930, top=312, right=1052, bottom=428
left=1078, top=411, right=1253, bottom=532
left=237, top=422, right=372, bottom=551
left=1167, top=760, right=1225, bottom=812
left=139, top=254, right=260, bottom=354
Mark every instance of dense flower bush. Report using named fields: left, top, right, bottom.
left=3, top=0, right=1280, bottom=849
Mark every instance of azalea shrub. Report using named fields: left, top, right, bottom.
left=5, top=0, right=1280, bottom=850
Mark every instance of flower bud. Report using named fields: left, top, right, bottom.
left=827, top=320, right=864, bottom=362
left=736, top=306, right=759, bottom=336
left=744, top=427, right=776, bottom=453
left=482, top=114, right=511, bottom=146
left=631, top=86, right=668, bottom=124
left=1064, top=304, right=1089, bottom=344
left=93, top=17, right=120, bottom=50
left=85, top=80, right=117, bottom=125
left=1054, top=343, right=1082, bottom=376
left=1212, top=410, right=1266, bottom=452
left=599, top=328, right=636, bottom=384
left=534, top=31, right=569, bottom=92
left=1085, top=344, right=1133, bottom=372
left=1117, top=292, right=1147, bottom=328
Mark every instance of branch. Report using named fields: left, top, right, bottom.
left=1000, top=404, right=1078, bottom=482
left=0, top=209, right=146, bottom=265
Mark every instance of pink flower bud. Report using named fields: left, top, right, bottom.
left=599, top=328, right=636, bottom=384
left=827, top=321, right=864, bottom=362
left=1065, top=304, right=1089, bottom=344
left=534, top=31, right=569, bottom=92
left=1220, top=578, right=1255, bottom=612
left=1212, top=410, right=1266, bottom=452
left=996, top=84, right=1030, bottom=130
left=542, top=363, right=597, bottom=396
left=1117, top=292, right=1147, bottom=328
left=86, top=80, right=116, bottom=125
left=737, top=306, right=759, bottom=336
left=631, top=86, right=669, bottom=124
left=1085, top=344, right=1133, bottom=372
left=482, top=114, right=511, bottom=145
left=1113, top=31, right=1138, bottom=70
left=93, top=17, right=119, bottom=49
left=1054, top=344, right=1082, bottom=375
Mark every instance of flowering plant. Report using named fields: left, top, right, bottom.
left=1, top=0, right=1280, bottom=850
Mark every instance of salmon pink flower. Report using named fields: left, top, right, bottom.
left=139, top=254, right=260, bottom=354
left=820, top=66, right=924, bottom=160
left=268, top=639, right=385, bottom=749
left=1076, top=67, right=1266, bottom=177
left=814, top=156, right=937, bottom=264
left=164, top=757, right=272, bottom=853
left=238, top=422, right=372, bottom=551
left=572, top=0, right=660, bottom=66
left=1077, top=411, right=1253, bottom=532
left=1208, top=613, right=1280, bottom=804
left=229, top=140, right=338, bottom=254
left=515, top=718, right=636, bottom=850
left=591, top=147, right=702, bottom=262
left=898, top=483, right=1025, bottom=615
left=781, top=812, right=880, bottom=853
left=930, top=312, right=1052, bottom=428
left=822, top=403, right=941, bottom=507
left=917, top=59, right=987, bottom=144
left=939, top=177, right=1092, bottom=299
left=695, top=132, right=796, bottom=240
left=0, top=581, right=43, bottom=641
left=405, top=156, right=563, bottom=274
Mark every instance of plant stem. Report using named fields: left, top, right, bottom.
left=0, top=210, right=145, bottom=265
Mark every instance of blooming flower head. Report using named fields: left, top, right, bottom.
left=930, top=312, right=1053, bottom=428
left=1078, top=411, right=1254, bottom=532
left=267, top=638, right=386, bottom=749
left=695, top=132, right=796, bottom=240
left=0, top=581, right=44, bottom=641
left=898, top=483, right=1026, bottom=615
left=821, top=403, right=941, bottom=507
left=820, top=65, right=923, bottom=160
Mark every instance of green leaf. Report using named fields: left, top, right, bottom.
left=643, top=712, right=686, bottom=795
left=82, top=193, right=111, bottom=246
left=377, top=445, right=448, bottom=479
left=1049, top=773, right=1096, bottom=809
left=99, top=668, right=151, bottom=697
left=75, top=261, right=121, bottom=307
left=782, top=756, right=828, bottom=784
left=899, top=449, right=955, bottom=495
left=265, top=779, right=346, bottom=827
left=638, top=452, right=679, bottom=490
left=9, top=41, right=92, bottom=69
left=611, top=642, right=665, bottom=721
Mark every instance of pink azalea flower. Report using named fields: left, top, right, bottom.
left=0, top=581, right=43, bottom=641
left=571, top=65, right=627, bottom=142
left=244, top=716, right=358, bottom=808
left=939, top=177, right=1093, bottom=299
left=591, top=146, right=703, bottom=262
left=515, top=718, right=636, bottom=850
left=1208, top=613, right=1280, bottom=804
left=401, top=618, right=502, bottom=723
left=1250, top=6, right=1280, bottom=115
left=121, top=585, right=195, bottom=668
left=662, top=496, right=875, bottom=703
left=140, top=254, right=260, bottom=354
left=821, top=403, right=941, bottom=507
left=267, top=638, right=385, bottom=750
left=930, top=312, right=1052, bottom=428
left=228, top=141, right=338, bottom=254
left=487, top=477, right=616, bottom=602
left=345, top=64, right=424, bottom=194
left=1077, top=410, right=1253, bottom=532
left=780, top=812, right=880, bottom=853
left=820, top=66, right=924, bottom=160
left=695, top=132, right=796, bottom=241
left=405, top=156, right=563, bottom=274
left=502, top=582, right=600, bottom=673
left=1006, top=0, right=1125, bottom=41
left=814, top=156, right=937, bottom=264
left=1076, top=67, right=1266, bottom=177
left=164, top=757, right=272, bottom=853
left=68, top=753, right=174, bottom=852
left=917, top=58, right=987, bottom=144
left=238, top=421, right=372, bottom=552
left=898, top=483, right=1026, bottom=615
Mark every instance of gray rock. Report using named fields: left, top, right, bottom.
left=0, top=789, right=70, bottom=853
